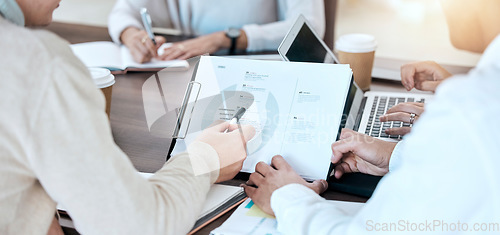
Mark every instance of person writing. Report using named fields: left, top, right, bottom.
left=108, top=0, right=325, bottom=63
left=0, top=0, right=255, bottom=234
left=243, top=0, right=500, bottom=234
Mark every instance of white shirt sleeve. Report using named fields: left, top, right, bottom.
left=108, top=0, right=144, bottom=43
left=271, top=184, right=354, bottom=234
left=243, top=0, right=325, bottom=51
left=389, top=140, right=405, bottom=172
left=108, top=0, right=172, bottom=44
left=270, top=73, right=500, bottom=234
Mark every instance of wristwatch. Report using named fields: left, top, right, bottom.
left=225, top=27, right=241, bottom=55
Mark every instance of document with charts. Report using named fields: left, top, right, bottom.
left=171, top=56, right=352, bottom=180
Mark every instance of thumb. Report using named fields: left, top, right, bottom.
left=208, top=120, right=229, bottom=132
left=340, top=128, right=356, bottom=140
left=416, top=80, right=442, bottom=92
left=231, top=124, right=256, bottom=142
left=307, top=179, right=328, bottom=194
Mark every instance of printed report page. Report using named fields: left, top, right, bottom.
left=172, top=56, right=352, bottom=180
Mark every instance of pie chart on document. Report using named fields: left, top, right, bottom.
left=200, top=87, right=279, bottom=155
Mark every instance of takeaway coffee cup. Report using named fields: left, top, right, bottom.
left=335, top=34, right=377, bottom=91
left=89, top=67, right=115, bottom=118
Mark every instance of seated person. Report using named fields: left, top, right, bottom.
left=0, top=0, right=255, bottom=234
left=242, top=0, right=500, bottom=233
left=108, top=0, right=325, bottom=63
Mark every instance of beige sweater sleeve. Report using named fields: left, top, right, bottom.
left=25, top=36, right=219, bottom=234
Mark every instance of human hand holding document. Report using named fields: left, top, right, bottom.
left=171, top=56, right=352, bottom=181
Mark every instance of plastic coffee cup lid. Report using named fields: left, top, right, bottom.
left=335, top=34, right=377, bottom=53
left=88, top=67, right=115, bottom=88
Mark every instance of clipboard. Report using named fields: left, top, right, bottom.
left=166, top=56, right=203, bottom=159
left=168, top=56, right=353, bottom=181
left=167, top=56, right=257, bottom=160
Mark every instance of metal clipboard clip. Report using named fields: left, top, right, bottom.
left=172, top=81, right=201, bottom=139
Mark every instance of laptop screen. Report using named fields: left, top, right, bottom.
left=285, top=24, right=336, bottom=64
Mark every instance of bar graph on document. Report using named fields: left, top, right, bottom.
left=210, top=198, right=281, bottom=235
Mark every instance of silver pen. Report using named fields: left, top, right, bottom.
left=140, top=8, right=156, bottom=45
left=225, top=107, right=246, bottom=133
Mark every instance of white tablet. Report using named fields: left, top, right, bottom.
left=278, top=14, right=339, bottom=64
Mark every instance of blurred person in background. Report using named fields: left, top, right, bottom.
left=108, top=0, right=325, bottom=63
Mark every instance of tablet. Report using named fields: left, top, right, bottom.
left=278, top=14, right=339, bottom=64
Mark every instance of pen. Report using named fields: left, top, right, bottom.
left=140, top=8, right=156, bottom=45
left=225, top=107, right=246, bottom=133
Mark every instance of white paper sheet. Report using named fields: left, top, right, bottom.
left=172, top=56, right=352, bottom=180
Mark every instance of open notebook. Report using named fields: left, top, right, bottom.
left=70, top=41, right=189, bottom=74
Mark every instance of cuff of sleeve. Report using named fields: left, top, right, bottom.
left=109, top=20, right=144, bottom=44
left=389, top=141, right=405, bottom=172
left=186, top=141, right=220, bottom=184
left=242, top=24, right=264, bottom=52
left=270, top=184, right=324, bottom=225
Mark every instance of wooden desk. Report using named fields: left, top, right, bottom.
left=46, top=22, right=371, bottom=234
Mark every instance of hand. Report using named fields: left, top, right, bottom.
left=242, top=155, right=328, bottom=216
left=401, top=61, right=452, bottom=92
left=331, top=129, right=397, bottom=179
left=120, top=27, right=166, bottom=63
left=158, top=32, right=227, bottom=60
left=47, top=216, right=64, bottom=235
left=196, top=121, right=255, bottom=183
left=380, top=102, right=424, bottom=136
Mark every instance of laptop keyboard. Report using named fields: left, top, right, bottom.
left=365, top=96, right=425, bottom=140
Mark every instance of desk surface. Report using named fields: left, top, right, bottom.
left=45, top=21, right=393, bottom=234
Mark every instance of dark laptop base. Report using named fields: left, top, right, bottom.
left=328, top=173, right=382, bottom=198
left=234, top=170, right=380, bottom=199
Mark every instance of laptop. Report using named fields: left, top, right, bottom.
left=278, top=15, right=433, bottom=141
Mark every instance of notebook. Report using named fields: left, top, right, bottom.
left=70, top=41, right=189, bottom=74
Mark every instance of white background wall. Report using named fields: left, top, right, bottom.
left=52, top=0, right=480, bottom=67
